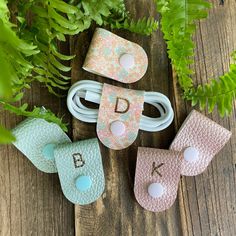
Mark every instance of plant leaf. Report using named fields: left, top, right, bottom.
left=0, top=125, right=16, bottom=144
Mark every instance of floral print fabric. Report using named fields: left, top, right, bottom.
left=83, top=28, right=148, bottom=83
left=97, top=84, right=144, bottom=150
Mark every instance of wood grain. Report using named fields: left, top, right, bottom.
left=72, top=1, right=181, bottom=236
left=0, top=63, right=75, bottom=235
left=174, top=1, right=236, bottom=235
left=71, top=0, right=236, bottom=235
left=0, top=0, right=235, bottom=235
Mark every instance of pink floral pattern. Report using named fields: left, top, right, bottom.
left=83, top=28, right=148, bottom=83
left=97, top=84, right=144, bottom=150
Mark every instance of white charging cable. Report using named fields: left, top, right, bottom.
left=67, top=80, right=174, bottom=132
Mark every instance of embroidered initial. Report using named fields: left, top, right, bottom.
left=73, top=153, right=85, bottom=168
left=151, top=162, right=164, bottom=177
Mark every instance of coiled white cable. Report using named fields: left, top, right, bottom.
left=67, top=80, right=174, bottom=132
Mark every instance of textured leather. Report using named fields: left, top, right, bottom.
left=83, top=28, right=148, bottom=83
left=170, top=110, right=232, bottom=176
left=12, top=118, right=71, bottom=173
left=134, top=147, right=181, bottom=212
left=54, top=138, right=105, bottom=205
left=134, top=110, right=231, bottom=212
left=97, top=83, right=144, bottom=150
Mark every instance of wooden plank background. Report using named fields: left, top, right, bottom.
left=0, top=0, right=235, bottom=235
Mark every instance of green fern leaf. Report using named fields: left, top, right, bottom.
left=0, top=0, right=159, bottom=144
left=186, top=53, right=236, bottom=117
left=155, top=0, right=211, bottom=91
left=110, top=17, right=158, bottom=36
left=71, top=0, right=158, bottom=36
left=0, top=125, right=16, bottom=144
left=2, top=102, right=68, bottom=131
left=0, top=0, right=38, bottom=100
left=156, top=0, right=236, bottom=117
left=16, top=0, right=85, bottom=96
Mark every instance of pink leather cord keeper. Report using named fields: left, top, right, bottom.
left=97, top=84, right=144, bottom=150
left=83, top=28, right=148, bottom=83
left=134, top=147, right=181, bottom=212
left=170, top=110, right=232, bottom=176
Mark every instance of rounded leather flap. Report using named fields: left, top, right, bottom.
left=170, top=110, right=232, bottom=176
left=83, top=28, right=148, bottom=83
left=12, top=118, right=71, bottom=173
left=134, top=147, right=181, bottom=212
left=97, top=84, right=144, bottom=150
left=54, top=138, right=105, bottom=205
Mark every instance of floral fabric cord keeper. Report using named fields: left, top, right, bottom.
left=83, top=28, right=148, bottom=83
left=97, top=83, right=144, bottom=150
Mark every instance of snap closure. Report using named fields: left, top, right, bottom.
left=42, top=143, right=56, bottom=161
left=119, top=53, right=135, bottom=70
left=148, top=183, right=164, bottom=198
left=75, top=175, right=92, bottom=192
left=110, top=120, right=126, bottom=137
left=183, top=146, right=199, bottom=163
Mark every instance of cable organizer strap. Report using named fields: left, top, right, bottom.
left=82, top=28, right=148, bottom=84
left=67, top=80, right=174, bottom=132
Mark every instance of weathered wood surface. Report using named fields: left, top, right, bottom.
left=0, top=0, right=235, bottom=235
left=73, top=0, right=236, bottom=235
left=174, top=1, right=236, bottom=235
left=0, top=79, right=75, bottom=234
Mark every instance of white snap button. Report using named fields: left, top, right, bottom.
left=183, top=147, right=199, bottom=162
left=119, top=53, right=135, bottom=70
left=148, top=183, right=164, bottom=198
left=110, top=120, right=126, bottom=137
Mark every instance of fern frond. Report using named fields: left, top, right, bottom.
left=0, top=0, right=10, bottom=22
left=71, top=0, right=158, bottom=36
left=156, top=0, right=236, bottom=117
left=0, top=124, right=16, bottom=144
left=102, top=0, right=158, bottom=36
left=17, top=0, right=83, bottom=96
left=1, top=102, right=68, bottom=131
left=70, top=0, right=127, bottom=26
left=186, top=53, right=236, bottom=117
left=0, top=0, right=158, bottom=144
left=0, top=0, right=38, bottom=100
left=109, top=17, right=158, bottom=36
left=155, top=0, right=211, bottom=91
